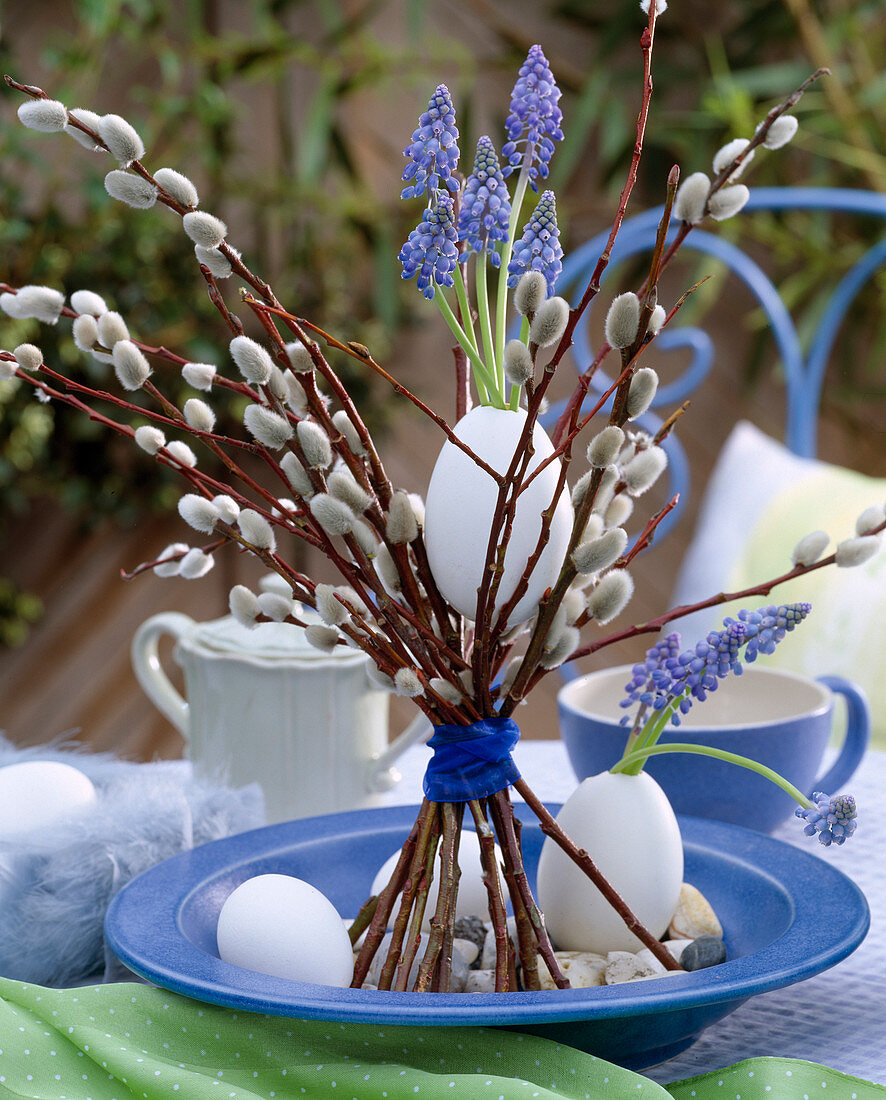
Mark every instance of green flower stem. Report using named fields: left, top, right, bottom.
left=495, top=160, right=532, bottom=368
left=610, top=742, right=813, bottom=809
left=436, top=290, right=496, bottom=403
left=620, top=704, right=677, bottom=775
left=475, top=256, right=500, bottom=401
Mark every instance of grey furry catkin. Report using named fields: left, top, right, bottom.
left=194, top=245, right=232, bottom=278
left=243, top=404, right=294, bottom=449
left=708, top=185, right=750, bottom=222
left=97, top=113, right=145, bottom=166
left=280, top=452, right=314, bottom=498
left=791, top=530, right=829, bottom=567
left=296, top=420, right=333, bottom=468
left=166, top=440, right=197, bottom=467
left=332, top=410, right=366, bottom=455
left=211, top=495, right=240, bottom=524
left=571, top=527, right=628, bottom=574
left=315, top=584, right=350, bottom=626
left=285, top=341, right=315, bottom=373
left=238, top=509, right=277, bottom=551
left=394, top=668, right=424, bottom=697
left=178, top=548, right=214, bottom=579
left=762, top=115, right=798, bottom=149
left=622, top=446, right=667, bottom=496
left=835, top=536, right=880, bottom=568
left=604, top=293, right=640, bottom=349
left=674, top=172, right=710, bottom=225
left=529, top=296, right=569, bottom=347
left=70, top=290, right=107, bottom=316
left=230, top=584, right=260, bottom=627
left=12, top=344, right=42, bottom=371
left=97, top=310, right=129, bottom=347
left=625, top=368, right=659, bottom=419
left=586, top=570, right=634, bottom=623
left=586, top=426, right=624, bottom=468
left=309, top=493, right=355, bottom=536
left=503, top=340, right=534, bottom=386
left=513, top=271, right=547, bottom=316
left=182, top=362, right=216, bottom=391
left=712, top=138, right=754, bottom=179
left=104, top=170, right=158, bottom=209
left=184, top=398, right=215, bottom=433
left=229, top=336, right=273, bottom=384
left=65, top=108, right=102, bottom=149
left=154, top=167, right=199, bottom=208
left=112, top=340, right=151, bottom=390
left=17, top=99, right=68, bottom=132
left=386, top=491, right=418, bottom=544
left=257, top=591, right=294, bottom=622
left=134, top=426, right=166, bottom=454
left=328, top=470, right=371, bottom=513
left=177, top=494, right=219, bottom=534
left=182, top=211, right=228, bottom=249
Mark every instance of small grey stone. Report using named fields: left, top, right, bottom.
left=464, top=968, right=496, bottom=993
left=480, top=917, right=518, bottom=971
left=680, top=936, right=727, bottom=972
left=365, top=932, right=469, bottom=991
left=604, top=950, right=657, bottom=985
left=452, top=937, right=480, bottom=967
left=454, top=916, right=488, bottom=969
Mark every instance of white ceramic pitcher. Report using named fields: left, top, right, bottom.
left=131, top=610, right=429, bottom=823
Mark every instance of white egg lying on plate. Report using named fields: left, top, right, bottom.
left=0, top=760, right=97, bottom=837
left=216, top=873, right=354, bottom=987
left=371, top=829, right=502, bottom=928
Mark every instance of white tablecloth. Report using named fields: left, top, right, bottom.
left=382, top=741, right=886, bottom=1085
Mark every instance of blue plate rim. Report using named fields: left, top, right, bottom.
left=104, top=804, right=869, bottom=1026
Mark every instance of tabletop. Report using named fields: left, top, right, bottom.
left=382, top=740, right=886, bottom=1086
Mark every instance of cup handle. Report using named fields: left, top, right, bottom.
left=130, top=612, right=196, bottom=738
left=365, top=711, right=432, bottom=793
left=813, top=675, right=870, bottom=796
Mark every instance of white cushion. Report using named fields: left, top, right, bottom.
left=671, top=421, right=886, bottom=742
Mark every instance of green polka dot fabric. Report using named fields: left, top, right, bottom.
left=0, top=978, right=883, bottom=1099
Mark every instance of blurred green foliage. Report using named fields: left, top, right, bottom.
left=1, top=0, right=883, bottom=644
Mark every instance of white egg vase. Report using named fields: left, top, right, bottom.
left=536, top=771, right=683, bottom=954
left=423, top=405, right=573, bottom=627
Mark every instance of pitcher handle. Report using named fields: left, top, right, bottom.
left=130, top=612, right=196, bottom=738
left=366, top=712, right=432, bottom=793
left=813, top=675, right=870, bottom=796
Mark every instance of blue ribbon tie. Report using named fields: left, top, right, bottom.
left=422, top=716, right=521, bottom=802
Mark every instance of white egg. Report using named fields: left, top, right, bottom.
left=0, top=761, right=97, bottom=837
left=371, top=829, right=502, bottom=928
left=536, top=771, right=683, bottom=953
left=423, top=406, right=573, bottom=627
left=216, top=873, right=354, bottom=987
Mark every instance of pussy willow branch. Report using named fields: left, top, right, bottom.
left=552, top=68, right=829, bottom=446
left=564, top=517, right=886, bottom=665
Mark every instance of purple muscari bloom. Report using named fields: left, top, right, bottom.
left=507, top=190, right=563, bottom=296
left=457, top=136, right=512, bottom=267
left=398, top=197, right=459, bottom=299
left=402, top=85, right=460, bottom=200
left=501, top=44, right=564, bottom=188
left=795, top=791, right=857, bottom=846
left=620, top=602, right=812, bottom=727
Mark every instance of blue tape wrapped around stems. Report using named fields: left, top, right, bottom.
left=423, top=716, right=521, bottom=802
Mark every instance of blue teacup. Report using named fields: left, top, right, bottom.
left=558, top=665, right=870, bottom=833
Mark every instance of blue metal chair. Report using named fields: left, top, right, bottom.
left=541, top=187, right=886, bottom=540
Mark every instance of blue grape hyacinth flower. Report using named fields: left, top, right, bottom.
left=501, top=44, right=564, bottom=187
left=620, top=603, right=813, bottom=726
left=398, top=197, right=459, bottom=299
left=506, top=190, right=563, bottom=296
left=795, top=791, right=857, bottom=846
left=457, top=136, right=512, bottom=267
left=402, top=85, right=460, bottom=201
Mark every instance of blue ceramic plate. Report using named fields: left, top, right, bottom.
left=105, top=804, right=868, bottom=1070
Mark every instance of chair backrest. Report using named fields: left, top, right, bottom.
left=541, top=187, right=886, bottom=539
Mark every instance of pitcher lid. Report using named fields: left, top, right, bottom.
left=189, top=611, right=367, bottom=664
